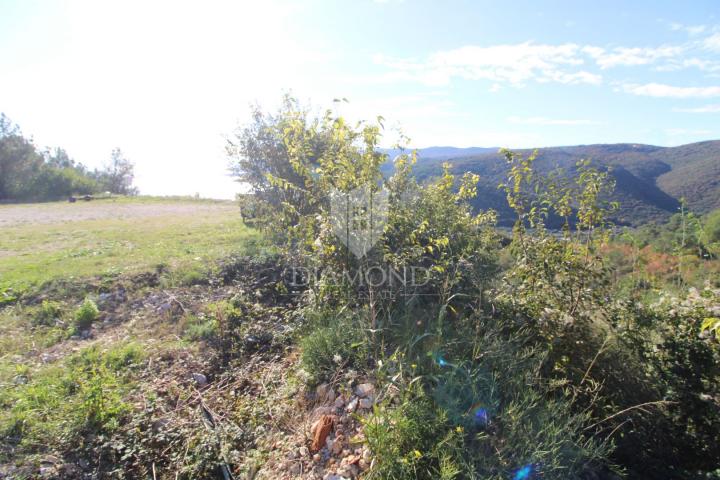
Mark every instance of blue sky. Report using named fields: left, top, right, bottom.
left=1, top=0, right=719, bottom=197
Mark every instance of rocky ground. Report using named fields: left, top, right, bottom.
left=0, top=256, right=379, bottom=480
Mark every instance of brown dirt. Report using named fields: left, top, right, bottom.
left=0, top=200, right=237, bottom=228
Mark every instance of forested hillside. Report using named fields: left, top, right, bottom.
left=405, top=141, right=720, bottom=226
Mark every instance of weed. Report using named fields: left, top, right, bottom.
left=300, top=312, right=369, bottom=384
left=183, top=314, right=219, bottom=341
left=30, top=299, right=64, bottom=327
left=73, top=297, right=99, bottom=330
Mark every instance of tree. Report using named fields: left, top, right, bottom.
left=701, top=208, right=720, bottom=258
left=0, top=114, right=44, bottom=200
left=97, top=148, right=138, bottom=195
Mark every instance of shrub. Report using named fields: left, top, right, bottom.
left=183, top=314, right=218, bottom=341
left=73, top=298, right=99, bottom=330
left=365, top=317, right=613, bottom=480
left=31, top=300, right=64, bottom=327
left=300, top=313, right=369, bottom=383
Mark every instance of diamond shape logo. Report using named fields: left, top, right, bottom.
left=330, top=185, right=388, bottom=258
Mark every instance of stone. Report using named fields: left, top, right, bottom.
left=191, top=373, right=207, bottom=386
left=313, top=406, right=334, bottom=416
left=346, top=398, right=358, bottom=413
left=362, top=449, right=371, bottom=462
left=316, top=383, right=336, bottom=403
left=354, top=383, right=375, bottom=398
left=323, top=474, right=347, bottom=480
left=331, top=438, right=343, bottom=455
left=39, top=466, right=54, bottom=478
left=311, top=415, right=334, bottom=452
left=358, top=398, right=372, bottom=410
left=334, top=396, right=345, bottom=409
left=299, top=446, right=310, bottom=457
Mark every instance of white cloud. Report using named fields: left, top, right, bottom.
left=670, top=22, right=707, bottom=35
left=704, top=33, right=720, bottom=52
left=673, top=104, right=720, bottom=113
left=373, top=42, right=599, bottom=87
left=508, top=116, right=602, bottom=126
left=621, top=83, right=720, bottom=98
left=585, top=45, right=684, bottom=69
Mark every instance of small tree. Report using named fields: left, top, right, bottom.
left=97, top=148, right=138, bottom=195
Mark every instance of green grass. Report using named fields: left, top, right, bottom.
left=0, top=342, right=144, bottom=457
left=0, top=197, right=259, bottom=296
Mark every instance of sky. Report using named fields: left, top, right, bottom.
left=1, top=0, right=719, bottom=199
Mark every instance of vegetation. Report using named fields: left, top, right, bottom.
left=74, top=298, right=100, bottom=331
left=0, top=113, right=137, bottom=202
left=407, top=141, right=720, bottom=227
left=0, top=197, right=259, bottom=300
left=1, top=97, right=718, bottom=478
left=228, top=97, right=720, bottom=479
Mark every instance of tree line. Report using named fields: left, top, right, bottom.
left=0, top=113, right=137, bottom=202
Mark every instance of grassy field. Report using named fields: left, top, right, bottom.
left=0, top=197, right=259, bottom=300
left=0, top=197, right=274, bottom=476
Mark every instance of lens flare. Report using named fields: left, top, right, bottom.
left=469, top=404, right=489, bottom=426
left=433, top=352, right=451, bottom=368
left=512, top=464, right=533, bottom=480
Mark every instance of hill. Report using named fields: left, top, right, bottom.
left=405, top=140, right=720, bottom=226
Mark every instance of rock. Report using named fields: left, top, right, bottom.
left=337, top=464, right=359, bottom=478
left=362, top=449, right=371, bottom=462
left=39, top=466, right=54, bottom=478
left=323, top=474, right=347, bottom=480
left=289, top=462, right=301, bottom=474
left=313, top=406, right=334, bottom=416
left=40, top=455, right=60, bottom=465
left=332, top=435, right=344, bottom=455
left=313, top=453, right=322, bottom=463
left=13, top=375, right=28, bottom=385
left=152, top=418, right=170, bottom=432
left=316, top=383, right=336, bottom=403
left=58, top=464, right=82, bottom=476
left=334, top=395, right=345, bottom=409
left=311, top=415, right=335, bottom=452
left=299, top=446, right=310, bottom=457
left=191, top=373, right=207, bottom=386
left=346, top=398, right=358, bottom=413
left=98, top=293, right=112, bottom=306
left=358, top=398, right=373, bottom=410
left=354, top=383, right=375, bottom=398
left=80, top=330, right=91, bottom=340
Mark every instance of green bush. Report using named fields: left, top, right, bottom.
left=30, top=300, right=64, bottom=327
left=365, top=318, right=613, bottom=480
left=300, top=313, right=369, bottom=383
left=73, top=298, right=99, bottom=330
left=183, top=314, right=218, bottom=341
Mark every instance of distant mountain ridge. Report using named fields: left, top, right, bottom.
left=381, top=146, right=498, bottom=160
left=387, top=141, right=720, bottom=226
